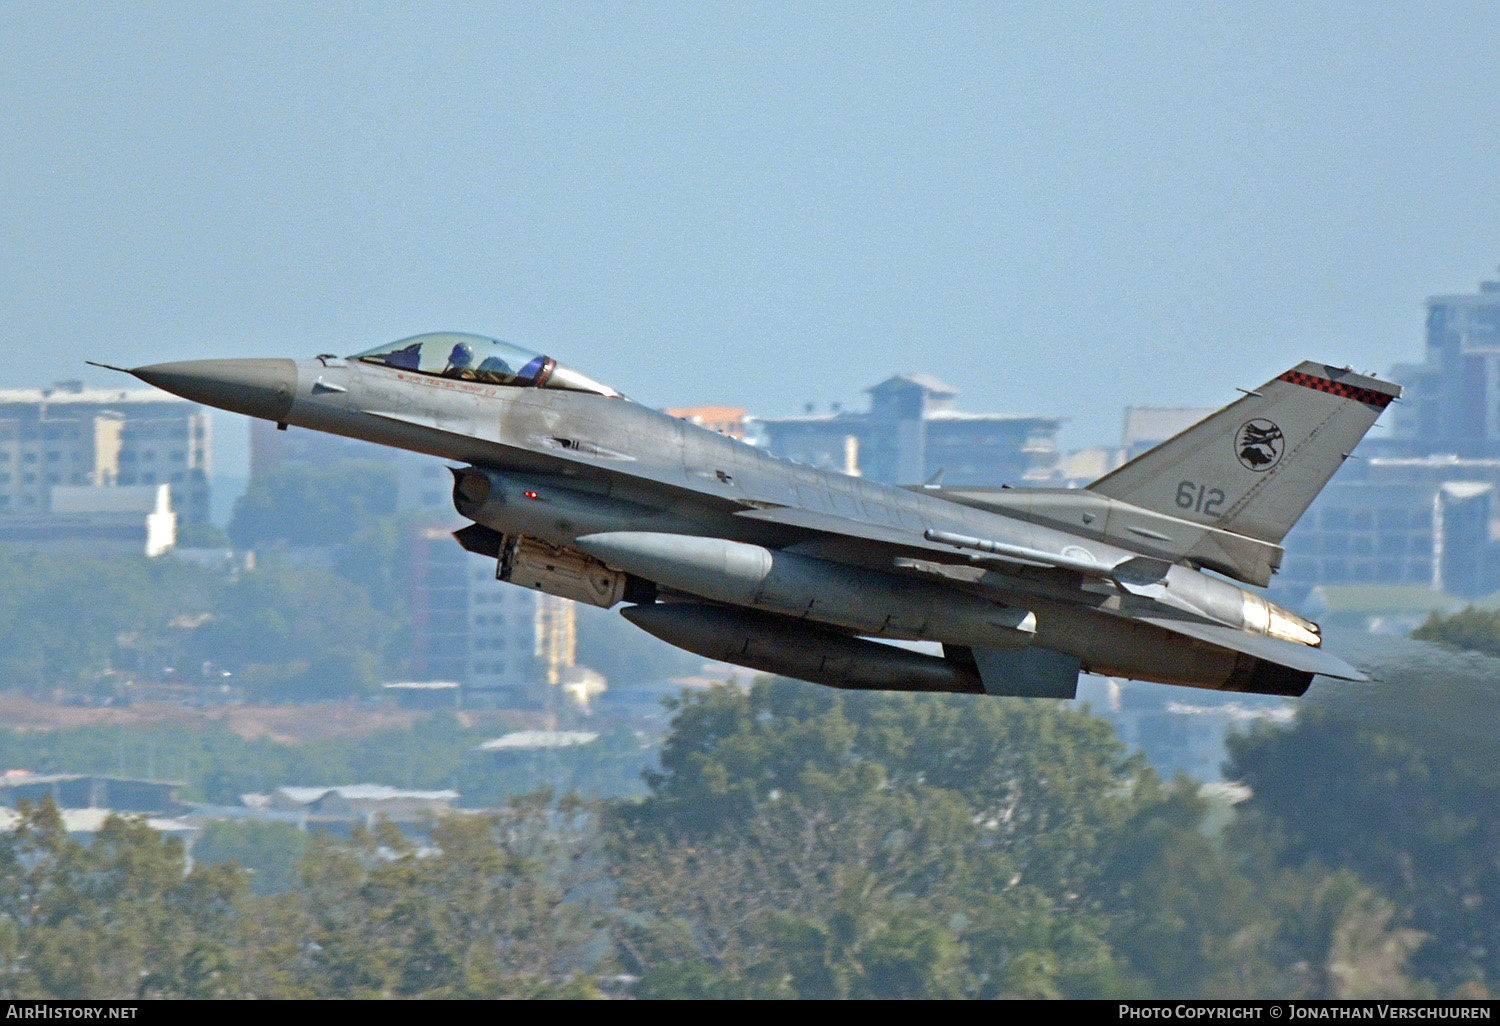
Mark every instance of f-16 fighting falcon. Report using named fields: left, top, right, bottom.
left=93, top=334, right=1400, bottom=700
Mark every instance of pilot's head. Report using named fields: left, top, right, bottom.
left=447, top=342, right=475, bottom=369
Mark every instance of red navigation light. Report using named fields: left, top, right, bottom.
left=524, top=490, right=539, bottom=499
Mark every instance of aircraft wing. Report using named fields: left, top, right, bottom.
left=735, top=504, right=1171, bottom=581
left=737, top=504, right=1363, bottom=682
left=734, top=504, right=1083, bottom=575
left=734, top=504, right=960, bottom=555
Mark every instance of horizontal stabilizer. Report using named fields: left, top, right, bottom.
left=1138, top=616, right=1367, bottom=682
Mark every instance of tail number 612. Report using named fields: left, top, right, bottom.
left=1176, top=480, right=1226, bottom=515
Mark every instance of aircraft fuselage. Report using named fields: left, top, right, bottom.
left=168, top=353, right=1338, bottom=697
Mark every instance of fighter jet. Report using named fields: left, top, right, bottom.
left=96, top=333, right=1400, bottom=699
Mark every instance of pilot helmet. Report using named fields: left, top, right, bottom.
left=447, top=341, right=475, bottom=368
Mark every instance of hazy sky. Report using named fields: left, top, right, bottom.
left=6, top=2, right=1500, bottom=480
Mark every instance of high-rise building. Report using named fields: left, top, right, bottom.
left=1266, top=267, right=1500, bottom=603
left=407, top=525, right=541, bottom=702
left=1271, top=457, right=1496, bottom=603
left=0, top=381, right=211, bottom=525
left=0, top=483, right=177, bottom=558
left=758, top=373, right=1062, bottom=486
left=1389, top=270, right=1500, bottom=457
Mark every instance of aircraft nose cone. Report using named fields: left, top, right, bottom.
left=131, top=359, right=296, bottom=422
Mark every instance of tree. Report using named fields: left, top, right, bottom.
left=272, top=796, right=601, bottom=998
left=1228, top=701, right=1499, bottom=994
left=0, top=549, right=213, bottom=694
left=175, top=521, right=230, bottom=548
left=227, top=459, right=397, bottom=549
left=610, top=679, right=1159, bottom=998
left=0, top=798, right=251, bottom=998
left=185, top=562, right=397, bottom=699
left=1092, top=778, right=1274, bottom=997
left=1412, top=606, right=1500, bottom=659
left=193, top=820, right=308, bottom=895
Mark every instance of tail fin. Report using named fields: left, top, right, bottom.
left=1087, top=361, right=1401, bottom=544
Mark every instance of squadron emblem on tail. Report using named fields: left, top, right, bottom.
left=1235, top=419, right=1284, bottom=471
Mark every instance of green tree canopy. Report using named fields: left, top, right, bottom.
left=269, top=795, right=600, bottom=998
left=1412, top=606, right=1500, bottom=659
left=0, top=549, right=215, bottom=694
left=1225, top=631, right=1500, bottom=994
left=228, top=459, right=398, bottom=549
left=612, top=680, right=1189, bottom=998
left=0, top=798, right=250, bottom=998
left=185, top=562, right=398, bottom=699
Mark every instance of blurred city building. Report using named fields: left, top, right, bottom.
left=380, top=680, right=462, bottom=710
left=1388, top=269, right=1500, bottom=458
left=1268, top=268, right=1500, bottom=605
left=0, top=482, right=177, bottom=557
left=533, top=594, right=608, bottom=710
left=252, top=425, right=587, bottom=703
left=0, top=806, right=197, bottom=843
left=407, top=525, right=542, bottom=704
left=241, top=784, right=460, bottom=830
left=403, top=521, right=609, bottom=707
left=757, top=372, right=1062, bottom=486
left=1274, top=460, right=1498, bottom=603
left=662, top=405, right=747, bottom=440
left=474, top=729, right=600, bottom=770
left=0, top=771, right=187, bottom=816
left=1055, top=447, right=1115, bottom=486
left=1119, top=406, right=1217, bottom=462
left=1059, top=406, right=1216, bottom=487
left=0, top=380, right=211, bottom=524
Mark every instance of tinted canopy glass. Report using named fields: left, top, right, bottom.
left=350, top=333, right=619, bottom=397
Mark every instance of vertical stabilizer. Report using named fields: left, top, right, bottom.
left=1087, top=362, right=1401, bottom=545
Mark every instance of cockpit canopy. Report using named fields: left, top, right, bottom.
left=350, top=332, right=621, bottom=398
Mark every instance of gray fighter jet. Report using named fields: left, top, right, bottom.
left=97, top=333, right=1400, bottom=699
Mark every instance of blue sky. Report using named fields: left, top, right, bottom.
left=5, top=2, right=1500, bottom=480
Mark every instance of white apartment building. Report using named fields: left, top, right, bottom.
left=0, top=381, right=211, bottom=524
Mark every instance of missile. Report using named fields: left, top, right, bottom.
left=925, top=528, right=1320, bottom=645
left=576, top=531, right=1036, bottom=648
left=621, top=602, right=983, bottom=694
